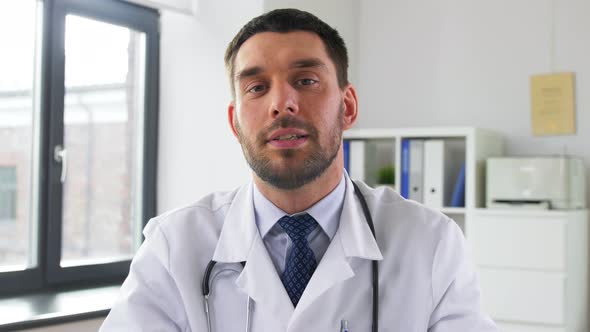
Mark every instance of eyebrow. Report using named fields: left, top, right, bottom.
left=235, top=66, right=264, bottom=83
left=234, top=58, right=329, bottom=83
left=289, top=58, right=328, bottom=71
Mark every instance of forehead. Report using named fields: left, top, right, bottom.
left=233, top=31, right=334, bottom=74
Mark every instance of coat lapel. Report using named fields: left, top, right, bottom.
left=289, top=229, right=354, bottom=326
left=235, top=234, right=294, bottom=327
left=289, top=177, right=383, bottom=327
left=212, top=182, right=256, bottom=263
left=211, top=181, right=294, bottom=326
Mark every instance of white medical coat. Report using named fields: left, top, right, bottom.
left=100, top=177, right=497, bottom=331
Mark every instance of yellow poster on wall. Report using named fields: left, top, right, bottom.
left=530, top=72, right=576, bottom=136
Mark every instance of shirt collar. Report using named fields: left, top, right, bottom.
left=253, top=175, right=346, bottom=240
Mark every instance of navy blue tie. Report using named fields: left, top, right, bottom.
left=278, top=213, right=318, bottom=307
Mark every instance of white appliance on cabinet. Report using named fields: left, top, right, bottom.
left=486, top=157, right=586, bottom=210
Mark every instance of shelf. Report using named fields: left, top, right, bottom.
left=440, top=207, right=466, bottom=214
left=473, top=208, right=588, bottom=217
left=344, top=126, right=495, bottom=139
left=344, top=126, right=504, bottom=210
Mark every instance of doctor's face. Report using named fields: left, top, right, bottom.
left=228, top=31, right=356, bottom=190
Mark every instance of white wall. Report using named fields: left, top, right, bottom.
left=358, top=0, right=590, bottom=207
left=157, top=0, right=263, bottom=212
left=264, top=0, right=360, bottom=84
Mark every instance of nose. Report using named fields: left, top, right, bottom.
left=269, top=82, right=299, bottom=118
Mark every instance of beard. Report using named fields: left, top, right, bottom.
left=235, top=103, right=344, bottom=190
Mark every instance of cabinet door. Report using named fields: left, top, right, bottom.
left=478, top=268, right=566, bottom=325
left=467, top=213, right=566, bottom=270
left=496, top=322, right=565, bottom=332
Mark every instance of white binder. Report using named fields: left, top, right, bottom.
left=349, top=140, right=366, bottom=181
left=423, top=139, right=464, bottom=208
left=423, top=140, right=445, bottom=208
left=408, top=140, right=424, bottom=203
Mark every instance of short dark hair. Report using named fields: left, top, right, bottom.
left=225, top=8, right=349, bottom=98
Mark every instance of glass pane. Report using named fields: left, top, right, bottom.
left=61, top=14, right=145, bottom=267
left=0, top=0, right=43, bottom=272
left=0, top=167, right=18, bottom=221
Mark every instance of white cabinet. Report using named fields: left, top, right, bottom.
left=467, top=209, right=589, bottom=331
left=496, top=322, right=566, bottom=332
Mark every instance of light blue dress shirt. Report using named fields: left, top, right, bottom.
left=252, top=175, right=346, bottom=273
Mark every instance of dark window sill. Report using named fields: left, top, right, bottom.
left=0, top=284, right=120, bottom=331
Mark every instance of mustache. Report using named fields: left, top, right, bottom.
left=258, top=116, right=319, bottom=141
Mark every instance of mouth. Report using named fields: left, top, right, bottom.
left=271, top=134, right=308, bottom=141
left=267, top=129, right=309, bottom=149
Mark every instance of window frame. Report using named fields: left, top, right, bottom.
left=0, top=0, right=159, bottom=295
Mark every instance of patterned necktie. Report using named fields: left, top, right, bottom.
left=278, top=213, right=318, bottom=307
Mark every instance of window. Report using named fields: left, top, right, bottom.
left=0, top=0, right=159, bottom=293
left=0, top=167, right=17, bottom=222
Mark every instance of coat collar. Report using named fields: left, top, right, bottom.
left=337, top=175, right=384, bottom=261
left=211, top=175, right=383, bottom=326
left=211, top=175, right=383, bottom=263
left=212, top=181, right=257, bottom=263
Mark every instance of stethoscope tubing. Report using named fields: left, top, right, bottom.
left=202, top=181, right=379, bottom=332
left=203, top=261, right=248, bottom=332
left=351, top=181, right=379, bottom=332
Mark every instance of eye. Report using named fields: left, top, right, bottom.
left=297, top=78, right=318, bottom=86
left=247, top=84, right=267, bottom=94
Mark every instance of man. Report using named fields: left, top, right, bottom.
left=100, top=8, right=497, bottom=331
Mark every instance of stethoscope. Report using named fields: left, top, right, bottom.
left=202, top=181, right=379, bottom=332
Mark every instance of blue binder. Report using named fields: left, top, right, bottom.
left=343, top=140, right=350, bottom=173
left=401, top=139, right=410, bottom=198
left=450, top=164, right=466, bottom=207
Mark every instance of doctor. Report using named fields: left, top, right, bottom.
left=100, top=8, right=497, bottom=332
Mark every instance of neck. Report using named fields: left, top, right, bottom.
left=253, top=154, right=344, bottom=215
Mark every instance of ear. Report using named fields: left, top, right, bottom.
left=228, top=101, right=239, bottom=139
left=341, top=84, right=358, bottom=130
